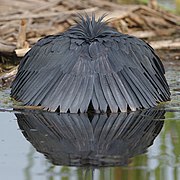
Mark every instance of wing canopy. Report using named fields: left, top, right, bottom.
left=11, top=30, right=170, bottom=113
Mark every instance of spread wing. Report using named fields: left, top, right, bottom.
left=102, top=35, right=170, bottom=112
left=11, top=34, right=170, bottom=113
left=11, top=35, right=83, bottom=111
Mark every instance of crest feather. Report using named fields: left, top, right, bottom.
left=67, top=14, right=118, bottom=41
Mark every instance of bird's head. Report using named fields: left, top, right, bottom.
left=67, top=14, right=118, bottom=42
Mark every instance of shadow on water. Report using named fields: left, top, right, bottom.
left=15, top=108, right=165, bottom=168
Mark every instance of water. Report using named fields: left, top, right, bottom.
left=0, top=61, right=179, bottom=180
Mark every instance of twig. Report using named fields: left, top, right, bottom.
left=150, top=39, right=180, bottom=50
left=0, top=67, right=18, bottom=80
left=32, top=0, right=63, bottom=13
left=138, top=5, right=180, bottom=24
left=0, top=42, right=16, bottom=53
left=131, top=31, right=156, bottom=38
left=15, top=48, right=30, bottom=57
left=0, top=7, right=98, bottom=21
left=16, top=19, right=28, bottom=49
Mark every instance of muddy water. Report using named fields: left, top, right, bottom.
left=0, top=60, right=179, bottom=180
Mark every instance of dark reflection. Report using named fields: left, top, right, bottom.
left=15, top=108, right=165, bottom=167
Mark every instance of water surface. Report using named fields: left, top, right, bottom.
left=0, top=60, right=179, bottom=180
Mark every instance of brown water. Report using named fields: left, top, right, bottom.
left=0, top=60, right=179, bottom=180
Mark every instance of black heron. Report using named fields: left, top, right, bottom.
left=11, top=15, right=170, bottom=113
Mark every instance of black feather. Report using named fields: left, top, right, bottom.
left=11, top=15, right=170, bottom=113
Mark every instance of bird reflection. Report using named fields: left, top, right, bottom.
left=16, top=108, right=165, bottom=167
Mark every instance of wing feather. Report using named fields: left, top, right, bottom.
left=105, top=35, right=170, bottom=111
left=112, top=73, right=137, bottom=111
left=11, top=30, right=170, bottom=113
left=121, top=68, right=151, bottom=108
left=99, top=74, right=118, bottom=112
left=96, top=52, right=119, bottom=112
left=16, top=71, right=39, bottom=102
left=34, top=71, right=64, bottom=106
left=92, top=90, right=100, bottom=112
left=80, top=75, right=94, bottom=113
left=94, top=74, right=108, bottom=112
left=50, top=74, right=74, bottom=111
left=125, top=67, right=157, bottom=106
left=60, top=75, right=82, bottom=112
left=11, top=70, right=31, bottom=97
left=70, top=76, right=89, bottom=113
left=130, top=68, right=163, bottom=102
left=118, top=71, right=142, bottom=110
left=106, top=73, right=127, bottom=112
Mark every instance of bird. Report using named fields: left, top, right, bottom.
left=11, top=14, right=170, bottom=113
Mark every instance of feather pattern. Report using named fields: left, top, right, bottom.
left=11, top=15, right=170, bottom=113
